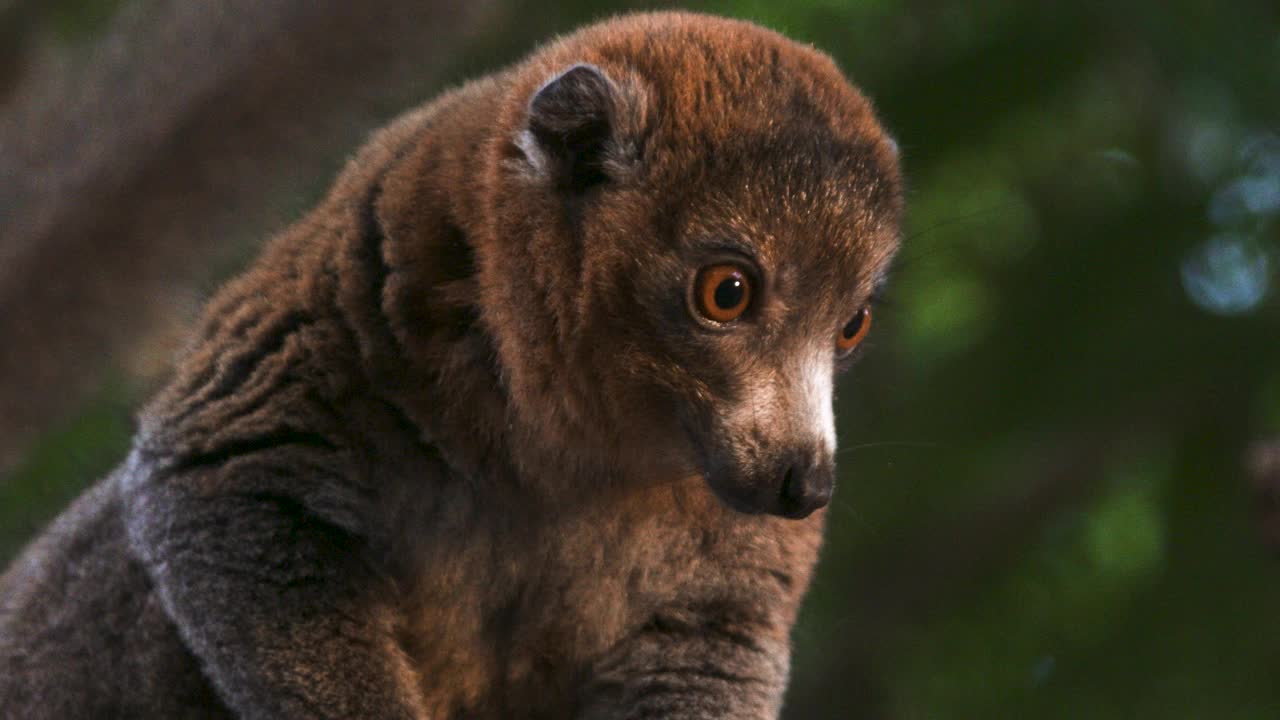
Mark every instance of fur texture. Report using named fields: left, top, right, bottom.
left=0, top=12, right=902, bottom=719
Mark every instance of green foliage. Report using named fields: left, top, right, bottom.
left=45, top=0, right=124, bottom=43
left=0, top=378, right=135, bottom=560
left=889, top=454, right=1171, bottom=717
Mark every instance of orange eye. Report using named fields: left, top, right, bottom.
left=694, top=264, right=752, bottom=323
left=837, top=306, right=871, bottom=354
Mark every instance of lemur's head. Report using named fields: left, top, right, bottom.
left=479, top=13, right=901, bottom=519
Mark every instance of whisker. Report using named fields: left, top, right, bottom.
left=835, top=440, right=941, bottom=457
left=904, top=199, right=1027, bottom=243
left=831, top=496, right=881, bottom=537
left=894, top=198, right=1032, bottom=267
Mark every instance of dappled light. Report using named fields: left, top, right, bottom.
left=1181, top=233, right=1269, bottom=315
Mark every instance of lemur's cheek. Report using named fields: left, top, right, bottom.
left=702, top=471, right=771, bottom=516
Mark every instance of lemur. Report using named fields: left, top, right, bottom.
left=0, top=12, right=902, bottom=719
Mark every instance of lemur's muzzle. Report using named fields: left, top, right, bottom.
left=777, top=450, right=834, bottom=519
left=704, top=446, right=834, bottom=520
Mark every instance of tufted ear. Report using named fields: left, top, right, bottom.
left=520, top=63, right=640, bottom=193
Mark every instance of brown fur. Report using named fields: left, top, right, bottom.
left=0, top=12, right=901, bottom=719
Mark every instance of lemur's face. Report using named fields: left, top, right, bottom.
left=490, top=57, right=901, bottom=518
left=592, top=134, right=900, bottom=519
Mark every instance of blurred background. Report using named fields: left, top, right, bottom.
left=2, top=0, right=1279, bottom=717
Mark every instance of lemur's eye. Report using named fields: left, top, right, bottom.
left=837, top=306, right=871, bottom=354
left=695, top=264, right=752, bottom=323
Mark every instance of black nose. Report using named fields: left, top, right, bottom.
left=778, top=454, right=833, bottom=519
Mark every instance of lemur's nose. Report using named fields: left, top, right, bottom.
left=777, top=452, right=833, bottom=519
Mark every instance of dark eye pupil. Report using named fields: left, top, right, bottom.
left=842, top=311, right=865, bottom=339
left=714, top=277, right=745, bottom=309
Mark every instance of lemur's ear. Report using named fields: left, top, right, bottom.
left=520, top=63, right=644, bottom=192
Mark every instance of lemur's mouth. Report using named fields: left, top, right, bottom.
left=680, top=410, right=834, bottom=519
left=701, top=453, right=833, bottom=520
